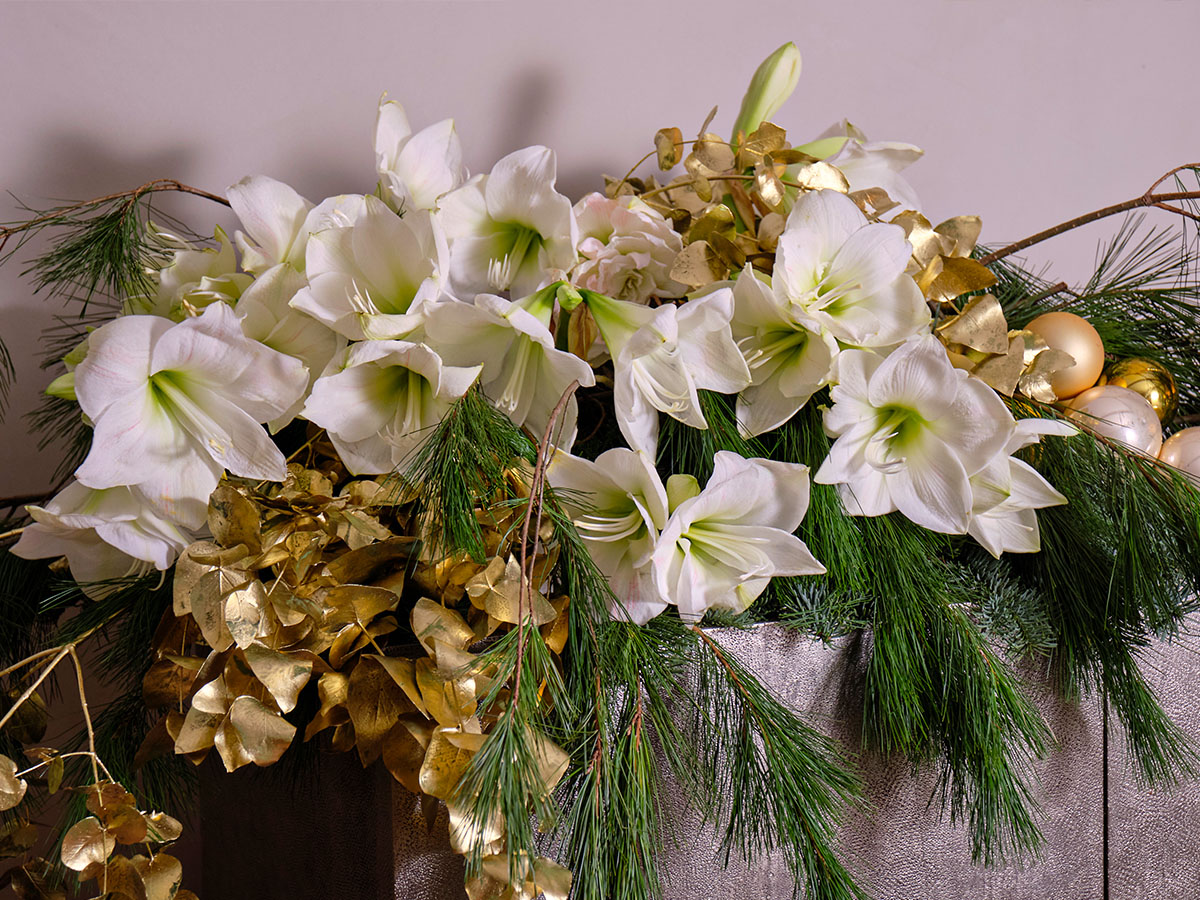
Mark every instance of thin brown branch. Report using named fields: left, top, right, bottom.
left=980, top=169, right=1200, bottom=266
left=1, top=178, right=231, bottom=240
left=1147, top=163, right=1200, bottom=194
left=0, top=526, right=24, bottom=542
left=512, top=380, right=581, bottom=704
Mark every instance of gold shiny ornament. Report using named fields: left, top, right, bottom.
left=1098, top=358, right=1178, bottom=423
left=1067, top=385, right=1163, bottom=456
left=1024, top=312, right=1105, bottom=399
left=1158, top=427, right=1200, bottom=484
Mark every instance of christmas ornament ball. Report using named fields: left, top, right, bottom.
left=1099, top=358, right=1178, bottom=423
left=1159, top=427, right=1200, bottom=483
left=1067, top=385, right=1163, bottom=456
left=1025, top=311, right=1105, bottom=399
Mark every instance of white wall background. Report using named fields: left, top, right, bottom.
left=2, top=0, right=1199, bottom=496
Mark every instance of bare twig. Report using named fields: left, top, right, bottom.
left=0, top=178, right=231, bottom=244
left=512, top=380, right=580, bottom=704
left=980, top=165, right=1200, bottom=266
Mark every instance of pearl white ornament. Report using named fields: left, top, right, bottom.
left=1159, top=427, right=1200, bottom=483
left=1067, top=385, right=1163, bottom=456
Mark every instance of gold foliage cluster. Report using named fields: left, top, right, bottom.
left=144, top=452, right=573, bottom=898
left=611, top=112, right=1077, bottom=406
left=0, top=760, right=191, bottom=900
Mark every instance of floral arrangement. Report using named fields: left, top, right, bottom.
left=2, top=43, right=1200, bottom=900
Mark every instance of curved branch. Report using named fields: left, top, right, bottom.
left=980, top=165, right=1200, bottom=266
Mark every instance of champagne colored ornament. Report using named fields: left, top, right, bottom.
left=1159, top=427, right=1200, bottom=483
left=1067, top=385, right=1163, bottom=456
left=1024, top=311, right=1105, bottom=399
left=1098, top=358, right=1178, bottom=423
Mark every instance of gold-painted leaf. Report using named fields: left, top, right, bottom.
left=919, top=255, right=997, bottom=304
left=935, top=293, right=1010, bottom=355
left=531, top=856, right=573, bottom=900
left=934, top=215, right=983, bottom=258
left=3, top=689, right=47, bottom=744
left=683, top=204, right=735, bottom=246
left=1019, top=345, right=1076, bottom=403
left=381, top=719, right=427, bottom=794
left=971, top=335, right=1027, bottom=396
left=686, top=132, right=735, bottom=175
left=753, top=161, right=786, bottom=212
left=142, top=657, right=203, bottom=710
left=418, top=727, right=479, bottom=800
left=0, top=756, right=27, bottom=810
left=336, top=508, right=393, bottom=551
left=191, top=570, right=247, bottom=652
left=708, top=232, right=747, bottom=270
left=738, top=121, right=788, bottom=169
left=100, top=855, right=146, bottom=900
left=347, top=656, right=408, bottom=766
left=448, top=800, right=505, bottom=858
left=60, top=817, right=115, bottom=871
left=893, top=210, right=948, bottom=268
left=132, top=851, right=182, bottom=900
left=208, top=483, right=262, bottom=554
left=304, top=671, right=351, bottom=741
left=172, top=542, right=220, bottom=616
left=848, top=187, right=899, bottom=218
left=85, top=782, right=137, bottom=819
left=243, top=643, right=314, bottom=714
left=654, top=127, right=684, bottom=170
left=366, top=654, right=427, bottom=717
left=221, top=695, right=295, bottom=769
left=104, top=806, right=148, bottom=845
left=465, top=557, right=556, bottom=626
left=411, top=597, right=475, bottom=655
left=530, top=727, right=570, bottom=797
left=324, top=537, right=416, bottom=584
left=144, top=812, right=183, bottom=844
left=415, top=657, right=477, bottom=728
left=540, top=597, right=570, bottom=655
left=224, top=580, right=268, bottom=650
left=757, top=212, right=785, bottom=252
left=791, top=161, right=849, bottom=193
left=669, top=241, right=727, bottom=289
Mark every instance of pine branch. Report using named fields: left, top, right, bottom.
left=689, top=626, right=867, bottom=900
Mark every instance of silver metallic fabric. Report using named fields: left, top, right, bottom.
left=199, top=623, right=1200, bottom=898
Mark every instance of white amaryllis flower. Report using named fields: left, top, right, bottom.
left=422, top=291, right=594, bottom=447
left=129, top=226, right=251, bottom=319
left=775, top=189, right=930, bottom=349
left=12, top=482, right=193, bottom=596
left=375, top=96, right=465, bottom=213
left=797, top=121, right=924, bottom=216
left=585, top=289, right=751, bottom=459
left=570, top=193, right=685, bottom=304
left=73, top=303, right=309, bottom=528
left=547, top=447, right=669, bottom=624
left=815, top=334, right=1015, bottom=535
left=290, top=195, right=447, bottom=341
left=227, top=175, right=315, bottom=275
left=651, top=452, right=825, bottom=622
left=968, top=419, right=1075, bottom=557
left=437, top=146, right=577, bottom=299
left=301, top=341, right=481, bottom=475
left=731, top=265, right=835, bottom=437
left=235, top=264, right=343, bottom=430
